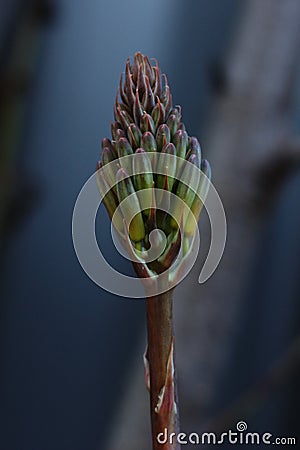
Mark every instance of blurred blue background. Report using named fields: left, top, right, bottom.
left=0, top=1, right=299, bottom=449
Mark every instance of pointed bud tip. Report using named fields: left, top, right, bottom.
left=116, top=167, right=129, bottom=181
left=201, top=159, right=211, bottom=177
left=164, top=142, right=176, bottom=153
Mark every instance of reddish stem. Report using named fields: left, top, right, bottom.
left=146, top=289, right=181, bottom=449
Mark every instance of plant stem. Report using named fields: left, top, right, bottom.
left=146, top=289, right=181, bottom=449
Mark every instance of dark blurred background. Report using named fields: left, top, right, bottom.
left=0, top=1, right=299, bottom=449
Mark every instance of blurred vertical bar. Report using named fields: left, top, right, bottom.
left=0, top=1, right=55, bottom=244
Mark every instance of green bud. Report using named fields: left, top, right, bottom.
left=151, top=97, right=165, bottom=129
left=101, top=147, right=118, bottom=191
left=124, top=60, right=135, bottom=107
left=137, top=63, right=147, bottom=100
left=141, top=132, right=157, bottom=152
left=132, top=52, right=143, bottom=84
left=140, top=113, right=155, bottom=134
left=176, top=153, right=200, bottom=206
left=116, top=137, right=133, bottom=157
left=186, top=136, right=201, bottom=162
left=156, top=143, right=176, bottom=191
left=173, top=129, right=188, bottom=177
left=144, top=76, right=155, bottom=111
left=115, top=128, right=126, bottom=142
left=169, top=106, right=181, bottom=120
left=184, top=159, right=211, bottom=236
left=133, top=90, right=144, bottom=125
left=116, top=168, right=146, bottom=242
left=119, top=73, right=128, bottom=105
left=96, top=162, right=123, bottom=234
left=156, top=124, right=170, bottom=151
left=170, top=153, right=200, bottom=229
left=143, top=54, right=155, bottom=87
left=110, top=121, right=122, bottom=141
left=167, top=114, right=178, bottom=138
left=101, top=137, right=117, bottom=158
left=115, top=105, right=132, bottom=130
left=127, top=123, right=142, bottom=149
left=101, top=146, right=115, bottom=164
left=173, top=130, right=188, bottom=159
left=153, top=64, right=162, bottom=98
left=116, top=137, right=133, bottom=173
left=161, top=80, right=172, bottom=116
left=133, top=149, right=153, bottom=217
left=141, top=131, right=157, bottom=170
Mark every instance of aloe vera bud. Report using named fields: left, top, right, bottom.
left=156, top=143, right=176, bottom=192
left=184, top=159, right=211, bottom=236
left=96, top=162, right=123, bottom=234
left=156, top=124, right=170, bottom=151
left=133, top=149, right=153, bottom=217
left=127, top=123, right=142, bottom=149
left=116, top=168, right=146, bottom=242
left=140, top=113, right=156, bottom=134
left=170, top=153, right=201, bottom=229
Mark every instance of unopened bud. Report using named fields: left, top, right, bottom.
left=133, top=149, right=154, bottom=217
left=156, top=124, right=170, bottom=151
left=116, top=137, right=133, bottom=173
left=140, top=113, right=155, bottom=134
left=184, top=159, right=211, bottom=236
left=127, top=123, right=142, bottom=149
left=116, top=168, right=146, bottom=242
left=151, top=97, right=165, bottom=128
left=170, top=153, right=200, bottom=229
